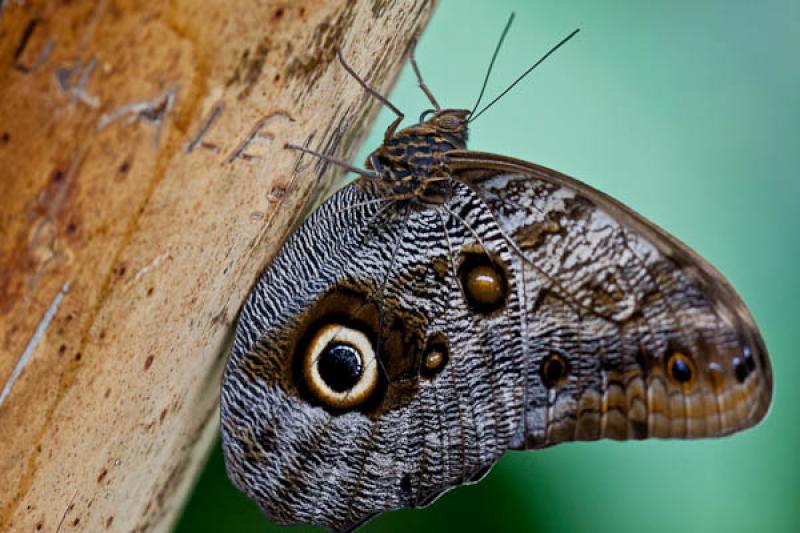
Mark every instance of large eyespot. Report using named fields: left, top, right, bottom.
left=540, top=353, right=569, bottom=388
left=303, top=324, right=379, bottom=409
left=666, top=352, right=695, bottom=385
left=458, top=248, right=509, bottom=314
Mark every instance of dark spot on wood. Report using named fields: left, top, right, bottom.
left=106, top=516, right=114, bottom=528
left=65, top=313, right=73, bottom=322
left=51, top=168, right=65, bottom=182
left=104, top=388, right=111, bottom=398
left=99, top=330, right=106, bottom=339
left=146, top=287, right=154, bottom=296
left=118, top=160, right=131, bottom=174
left=160, top=408, right=168, bottom=423
left=14, top=18, right=39, bottom=62
left=287, top=3, right=355, bottom=86
left=269, top=185, right=288, bottom=200
left=225, top=48, right=248, bottom=87
left=1, top=132, right=10, bottom=143
left=97, top=469, right=107, bottom=483
left=272, top=7, right=284, bottom=20
left=238, top=40, right=270, bottom=100
left=273, top=73, right=280, bottom=83
left=59, top=344, right=66, bottom=355
left=299, top=6, right=305, bottom=17
left=65, top=222, right=77, bottom=234
left=372, top=0, right=393, bottom=18
left=72, top=517, right=80, bottom=526
left=144, top=354, right=155, bottom=370
left=74, top=352, right=82, bottom=361
left=35, top=522, right=43, bottom=531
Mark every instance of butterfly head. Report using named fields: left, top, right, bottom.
left=418, top=108, right=471, bottom=143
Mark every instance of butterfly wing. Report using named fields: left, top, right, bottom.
left=220, top=179, right=528, bottom=531
left=447, top=150, right=773, bottom=447
left=221, top=150, right=773, bottom=530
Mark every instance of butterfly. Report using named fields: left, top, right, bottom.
left=219, top=17, right=772, bottom=532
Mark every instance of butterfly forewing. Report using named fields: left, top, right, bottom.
left=221, top=178, right=529, bottom=531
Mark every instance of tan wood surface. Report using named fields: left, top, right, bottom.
left=0, top=1, right=434, bottom=530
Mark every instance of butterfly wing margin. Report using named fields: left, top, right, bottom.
left=447, top=150, right=772, bottom=448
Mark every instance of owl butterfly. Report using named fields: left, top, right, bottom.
left=220, top=19, right=772, bottom=532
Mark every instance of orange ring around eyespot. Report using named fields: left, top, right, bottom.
left=666, top=352, right=696, bottom=387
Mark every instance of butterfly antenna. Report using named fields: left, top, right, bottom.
left=469, top=28, right=580, bottom=122
left=469, top=12, right=515, bottom=118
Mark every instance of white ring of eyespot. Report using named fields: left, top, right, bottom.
left=303, top=323, right=379, bottom=409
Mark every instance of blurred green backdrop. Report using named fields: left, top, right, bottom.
left=177, top=1, right=800, bottom=531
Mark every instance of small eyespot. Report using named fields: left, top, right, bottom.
left=667, top=352, right=695, bottom=385
left=303, top=324, right=379, bottom=409
left=458, top=250, right=508, bottom=314
left=420, top=335, right=449, bottom=379
left=540, top=353, right=568, bottom=388
left=733, top=357, right=749, bottom=384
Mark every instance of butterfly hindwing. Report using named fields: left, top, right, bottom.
left=448, top=150, right=772, bottom=447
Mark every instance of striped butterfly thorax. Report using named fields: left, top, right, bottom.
left=220, top=16, right=772, bottom=532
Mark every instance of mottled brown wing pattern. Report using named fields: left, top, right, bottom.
left=448, top=151, right=772, bottom=448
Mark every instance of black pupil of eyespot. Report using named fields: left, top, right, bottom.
left=671, top=357, right=692, bottom=383
left=734, top=357, right=749, bottom=383
left=318, top=343, right=362, bottom=392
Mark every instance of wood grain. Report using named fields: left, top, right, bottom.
left=0, top=0, right=434, bottom=530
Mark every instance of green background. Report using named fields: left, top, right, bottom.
left=177, top=1, right=799, bottom=531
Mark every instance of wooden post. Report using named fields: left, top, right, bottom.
left=0, top=1, right=434, bottom=531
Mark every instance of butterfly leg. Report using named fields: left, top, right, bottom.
left=336, top=49, right=405, bottom=142
left=408, top=38, right=440, bottom=111
left=285, top=143, right=379, bottom=179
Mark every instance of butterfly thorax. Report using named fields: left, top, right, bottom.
left=366, top=109, right=470, bottom=204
